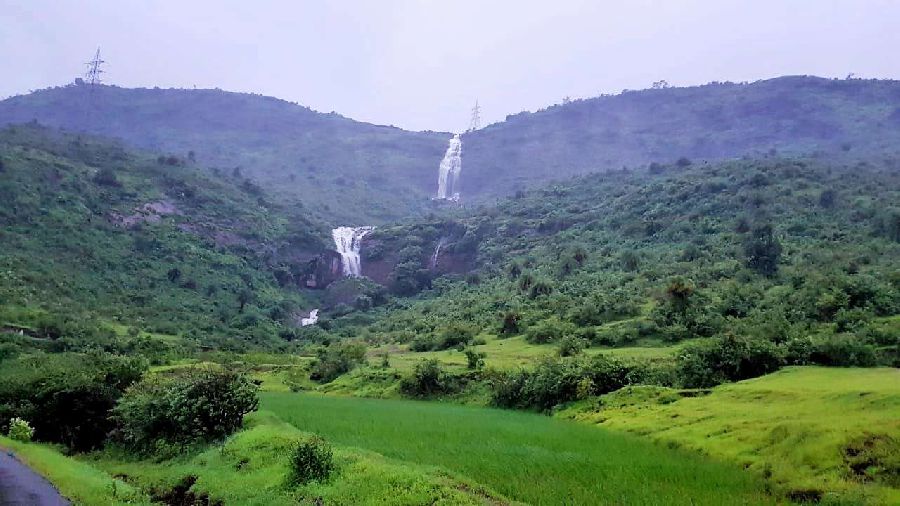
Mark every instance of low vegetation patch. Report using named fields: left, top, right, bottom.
left=557, top=367, right=900, bottom=504
left=262, top=392, right=773, bottom=505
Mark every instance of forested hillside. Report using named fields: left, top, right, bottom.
left=0, top=125, right=330, bottom=352
left=327, top=155, right=900, bottom=376
left=0, top=85, right=449, bottom=224
left=462, top=76, right=900, bottom=198
left=2, top=76, right=900, bottom=223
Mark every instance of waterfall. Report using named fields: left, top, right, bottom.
left=436, top=134, right=462, bottom=200
left=332, top=226, right=374, bottom=277
left=300, top=309, right=319, bottom=326
left=429, top=237, right=447, bottom=270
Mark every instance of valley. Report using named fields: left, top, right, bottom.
left=1, top=75, right=898, bottom=506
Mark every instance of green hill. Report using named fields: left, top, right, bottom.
left=0, top=125, right=331, bottom=352
left=3, top=76, right=900, bottom=223
left=0, top=85, right=449, bottom=225
left=329, top=154, right=900, bottom=371
left=461, top=76, right=900, bottom=198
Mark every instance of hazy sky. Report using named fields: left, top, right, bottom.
left=2, top=0, right=898, bottom=131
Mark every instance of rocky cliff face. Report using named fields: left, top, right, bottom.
left=358, top=221, right=477, bottom=294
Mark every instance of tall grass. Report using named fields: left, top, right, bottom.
left=262, top=393, right=773, bottom=505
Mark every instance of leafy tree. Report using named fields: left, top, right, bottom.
left=310, top=341, right=367, bottom=383
left=400, top=359, right=457, bottom=397
left=0, top=353, right=146, bottom=451
left=464, top=348, right=486, bottom=370
left=92, top=167, right=121, bottom=187
left=743, top=224, right=781, bottom=276
left=112, top=367, right=258, bottom=453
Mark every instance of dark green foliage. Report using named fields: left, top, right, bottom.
left=288, top=436, right=335, bottom=484
left=557, top=335, right=588, bottom=357
left=0, top=353, right=146, bottom=451
left=0, top=126, right=323, bottom=349
left=464, top=348, right=486, bottom=370
left=400, top=359, right=459, bottom=398
left=499, top=311, right=521, bottom=335
left=112, top=368, right=259, bottom=453
left=310, top=341, right=367, bottom=383
left=491, top=355, right=629, bottom=411
left=525, top=317, right=575, bottom=344
left=743, top=224, right=782, bottom=277
left=677, top=335, right=784, bottom=388
left=92, top=167, right=120, bottom=187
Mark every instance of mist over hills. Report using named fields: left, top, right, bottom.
left=2, top=75, right=899, bottom=225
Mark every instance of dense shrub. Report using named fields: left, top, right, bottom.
left=112, top=368, right=259, bottom=453
left=400, top=359, right=459, bottom=398
left=677, top=334, right=783, bottom=388
left=310, top=341, right=367, bottom=383
left=525, top=317, right=575, bottom=344
left=491, top=355, right=629, bottom=411
left=808, top=334, right=877, bottom=367
left=464, top=348, right=486, bottom=370
left=743, top=224, right=782, bottom=277
left=0, top=353, right=146, bottom=451
left=288, top=436, right=335, bottom=484
left=557, top=336, right=587, bottom=356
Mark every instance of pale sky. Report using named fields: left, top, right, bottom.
left=2, top=0, right=898, bottom=131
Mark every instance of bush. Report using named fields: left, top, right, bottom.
left=491, top=355, right=629, bottom=411
left=677, top=334, right=783, bottom=388
left=92, top=167, right=121, bottom=187
left=743, top=224, right=781, bottom=277
left=809, top=334, right=877, bottom=367
left=0, top=353, right=146, bottom=451
left=310, top=341, right=367, bottom=383
left=464, top=349, right=486, bottom=370
left=557, top=336, right=587, bottom=357
left=289, top=436, right=335, bottom=484
left=112, top=368, right=259, bottom=453
left=7, top=417, right=34, bottom=442
left=525, top=317, right=575, bottom=344
left=400, top=359, right=458, bottom=398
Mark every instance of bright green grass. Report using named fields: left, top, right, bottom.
left=369, top=334, right=682, bottom=374
left=261, top=392, right=774, bottom=505
left=0, top=437, right=151, bottom=505
left=558, top=367, right=900, bottom=505
left=86, top=412, right=508, bottom=506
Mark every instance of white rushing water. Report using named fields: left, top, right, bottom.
left=436, top=134, right=462, bottom=200
left=332, top=226, right=374, bottom=277
left=429, top=237, right=447, bottom=270
left=300, top=309, right=319, bottom=326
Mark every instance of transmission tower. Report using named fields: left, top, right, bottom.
left=468, top=99, right=481, bottom=132
left=84, top=47, right=105, bottom=86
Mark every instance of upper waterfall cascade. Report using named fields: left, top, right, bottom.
left=332, top=226, right=374, bottom=277
left=436, top=134, right=462, bottom=200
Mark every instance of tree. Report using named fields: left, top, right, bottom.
left=112, top=368, right=259, bottom=453
left=310, top=341, right=367, bottom=383
left=237, top=289, right=253, bottom=313
left=464, top=349, right=486, bottom=370
left=92, top=168, right=121, bottom=187
left=743, top=224, right=781, bottom=276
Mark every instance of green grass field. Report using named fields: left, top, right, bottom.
left=4, top=413, right=512, bottom=506
left=558, top=367, right=900, bottom=504
left=367, top=334, right=684, bottom=374
left=261, top=392, right=773, bottom=505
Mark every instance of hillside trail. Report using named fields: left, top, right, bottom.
left=0, top=449, right=69, bottom=505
